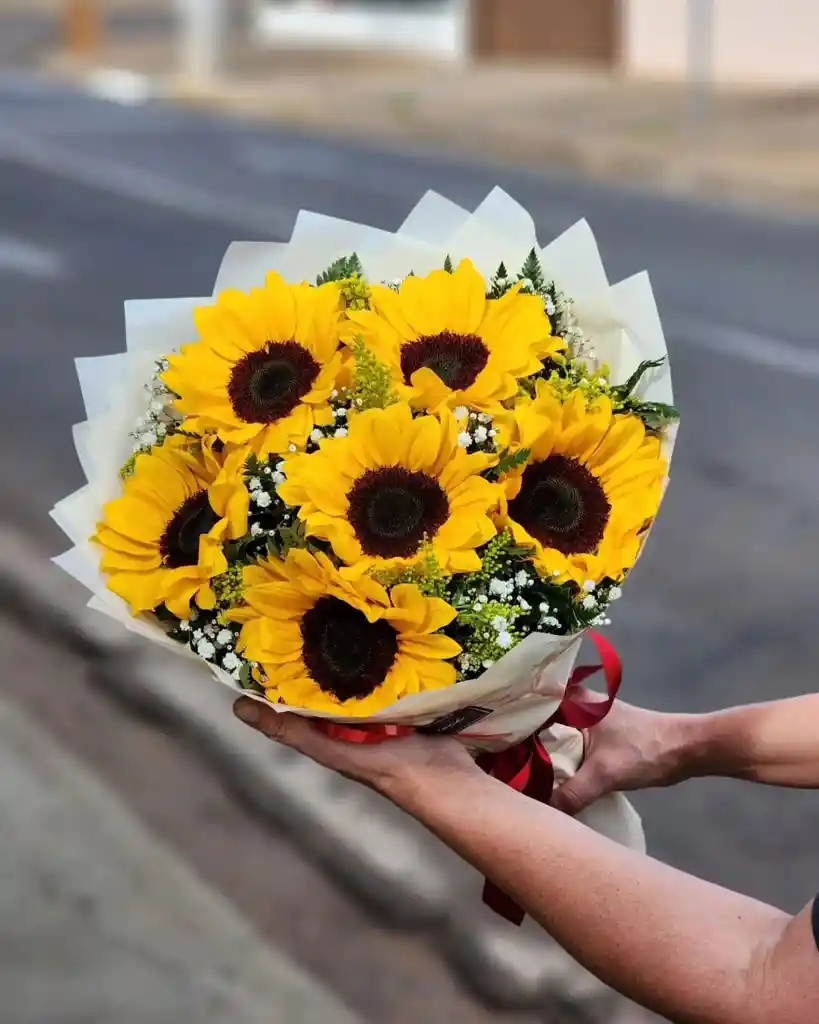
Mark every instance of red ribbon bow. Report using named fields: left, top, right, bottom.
left=477, top=631, right=622, bottom=924
left=312, top=631, right=622, bottom=926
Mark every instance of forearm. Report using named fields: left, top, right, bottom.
left=391, top=769, right=815, bottom=1024
left=681, top=694, right=819, bottom=786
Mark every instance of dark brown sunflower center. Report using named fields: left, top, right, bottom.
left=400, top=331, right=490, bottom=391
left=508, top=454, right=610, bottom=556
left=160, top=490, right=220, bottom=568
left=301, top=596, right=399, bottom=702
left=346, top=466, right=450, bottom=559
left=228, top=341, right=320, bottom=424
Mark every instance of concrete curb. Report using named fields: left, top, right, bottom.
left=0, top=526, right=648, bottom=1021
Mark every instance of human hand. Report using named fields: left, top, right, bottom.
left=551, top=700, right=699, bottom=815
left=233, top=697, right=480, bottom=803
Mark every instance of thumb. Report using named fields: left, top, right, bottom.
left=551, top=765, right=611, bottom=816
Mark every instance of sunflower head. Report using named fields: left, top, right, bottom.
left=229, top=548, right=461, bottom=716
left=94, top=435, right=249, bottom=619
left=162, top=273, right=345, bottom=456
left=345, top=259, right=563, bottom=415
left=499, top=382, right=666, bottom=587
left=278, top=402, right=502, bottom=576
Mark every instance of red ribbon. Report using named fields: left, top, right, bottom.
left=477, top=631, right=622, bottom=924
left=311, top=632, right=622, bottom=926
left=313, top=721, right=415, bottom=744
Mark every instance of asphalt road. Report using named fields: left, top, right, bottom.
left=1, top=68, right=818, bottom=929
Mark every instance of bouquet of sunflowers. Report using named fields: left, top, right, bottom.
left=51, top=189, right=677, bottom=790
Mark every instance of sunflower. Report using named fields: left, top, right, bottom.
left=499, top=382, right=666, bottom=586
left=345, top=259, right=562, bottom=415
left=278, top=402, right=501, bottom=576
left=94, top=436, right=249, bottom=618
left=162, top=273, right=345, bottom=456
left=230, top=548, right=461, bottom=716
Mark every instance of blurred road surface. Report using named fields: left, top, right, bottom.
left=0, top=612, right=553, bottom=1024
left=0, top=68, right=818, bottom=994
left=0, top=691, right=363, bottom=1024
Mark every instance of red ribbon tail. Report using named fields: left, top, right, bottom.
left=478, top=734, right=555, bottom=925
left=482, top=880, right=526, bottom=926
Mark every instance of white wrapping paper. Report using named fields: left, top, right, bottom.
left=51, top=188, right=677, bottom=855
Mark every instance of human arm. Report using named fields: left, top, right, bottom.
left=551, top=694, right=819, bottom=815
left=234, top=699, right=819, bottom=1024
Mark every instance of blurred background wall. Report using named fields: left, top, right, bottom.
left=253, top=0, right=819, bottom=88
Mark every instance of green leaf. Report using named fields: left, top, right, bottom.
left=616, top=358, right=666, bottom=399
left=266, top=519, right=307, bottom=559
left=518, top=248, right=545, bottom=292
left=443, top=254, right=454, bottom=273
left=629, top=401, right=680, bottom=432
left=489, top=448, right=531, bottom=479
left=244, top=452, right=262, bottom=479
left=316, top=253, right=364, bottom=285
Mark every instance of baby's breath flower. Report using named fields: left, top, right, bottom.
left=196, top=639, right=216, bottom=659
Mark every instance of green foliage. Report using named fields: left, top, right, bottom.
left=615, top=358, right=666, bottom=400
left=212, top=564, right=246, bottom=608
left=266, top=519, right=307, bottom=559
left=316, top=253, right=364, bottom=286
left=610, top=358, right=680, bottom=433
left=476, top=529, right=534, bottom=579
left=244, top=452, right=264, bottom=480
left=119, top=452, right=138, bottom=480
left=340, top=273, right=371, bottom=311
left=487, top=448, right=531, bottom=480
left=375, top=546, right=452, bottom=599
left=350, top=335, right=399, bottom=411
left=456, top=599, right=523, bottom=667
left=443, top=254, right=454, bottom=273
left=518, top=248, right=546, bottom=293
left=236, top=662, right=265, bottom=695
left=487, top=261, right=512, bottom=299
left=542, top=358, right=613, bottom=403
left=623, top=400, right=680, bottom=433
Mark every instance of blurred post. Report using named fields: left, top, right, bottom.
left=178, top=0, right=225, bottom=83
left=63, top=0, right=102, bottom=57
left=687, top=0, right=715, bottom=133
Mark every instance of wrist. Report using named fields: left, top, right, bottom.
left=670, top=711, right=731, bottom=780
left=380, top=758, right=489, bottom=817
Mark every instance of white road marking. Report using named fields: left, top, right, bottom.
left=667, top=315, right=819, bottom=380
left=0, top=126, right=295, bottom=237
left=0, top=234, right=64, bottom=279
left=1, top=122, right=818, bottom=381
left=83, top=68, right=153, bottom=107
